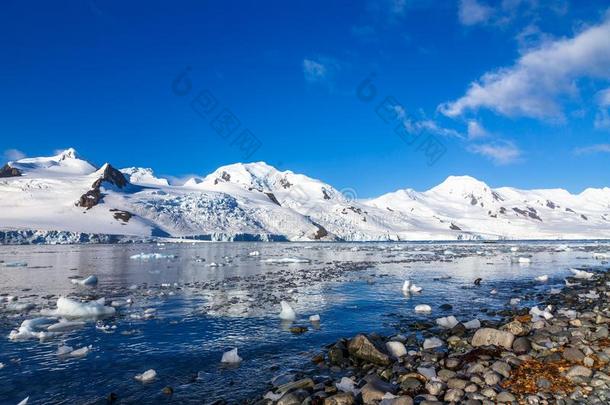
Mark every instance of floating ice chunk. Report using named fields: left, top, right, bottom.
left=46, top=297, right=116, bottom=319
left=70, top=275, right=98, bottom=286
left=69, top=345, right=92, bottom=358
left=570, top=269, right=594, bottom=279
left=134, top=369, right=157, bottom=383
left=530, top=305, right=553, bottom=321
left=9, top=317, right=59, bottom=340
left=490, top=289, right=498, bottom=295
left=510, top=246, right=519, bottom=252
left=414, top=304, right=432, bottom=313
left=402, top=280, right=422, bottom=293
left=436, top=316, right=459, bottom=329
left=17, top=397, right=29, bottom=405
left=386, top=341, right=407, bottom=358
left=248, top=251, right=260, bottom=256
left=221, top=348, right=243, bottom=364
left=535, top=275, right=549, bottom=282
left=57, top=345, right=74, bottom=356
left=0, top=362, right=4, bottom=369
left=309, top=314, right=320, bottom=323
left=509, top=298, right=521, bottom=306
left=279, top=301, right=296, bottom=321
left=463, top=319, right=481, bottom=329
left=423, top=337, right=443, bottom=349
left=6, top=302, right=35, bottom=312
left=2, top=261, right=27, bottom=267
left=518, top=257, right=531, bottom=264
left=261, top=257, right=310, bottom=264
left=130, top=253, right=176, bottom=260
left=443, top=250, right=455, bottom=255
left=336, top=377, right=359, bottom=395
left=47, top=320, right=85, bottom=332
left=593, top=252, right=610, bottom=260
left=565, top=279, right=578, bottom=287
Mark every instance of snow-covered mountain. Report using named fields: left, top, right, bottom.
left=1, top=149, right=609, bottom=243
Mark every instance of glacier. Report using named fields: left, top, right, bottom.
left=0, top=148, right=609, bottom=243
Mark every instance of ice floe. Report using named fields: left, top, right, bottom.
left=402, top=280, right=422, bottom=293
left=535, top=275, right=549, bottom=282
left=279, top=301, right=296, bottom=321
left=45, top=297, right=116, bottom=319
left=8, top=317, right=59, bottom=340
left=414, top=304, right=432, bottom=313
left=221, top=348, right=243, bottom=364
left=134, top=369, right=157, bottom=383
left=261, top=257, right=310, bottom=264
left=70, top=275, right=98, bottom=286
left=130, top=253, right=176, bottom=260
left=309, top=314, right=320, bottom=323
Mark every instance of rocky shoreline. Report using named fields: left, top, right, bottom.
left=253, top=266, right=610, bottom=405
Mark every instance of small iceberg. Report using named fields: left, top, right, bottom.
left=279, top=301, right=296, bottom=321
left=47, top=320, right=86, bottom=332
left=57, top=345, right=74, bottom=356
left=510, top=246, right=519, bottom=252
left=248, top=251, right=260, bottom=256
left=309, top=314, right=320, bottom=323
left=570, top=268, right=594, bottom=279
left=518, top=257, right=531, bottom=264
left=414, top=304, right=432, bottom=313
left=402, top=280, right=422, bottom=293
left=9, top=317, right=59, bottom=340
left=134, top=369, right=157, bottom=383
left=535, top=275, right=549, bottom=282
left=435, top=315, right=459, bottom=329
left=70, top=275, right=98, bottom=286
left=509, top=298, right=521, bottom=306
left=45, top=297, right=115, bottom=319
left=221, top=348, right=243, bottom=364
left=69, top=345, right=92, bottom=358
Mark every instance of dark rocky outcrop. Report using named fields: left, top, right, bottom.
left=450, top=222, right=462, bottom=231
left=265, top=192, right=281, bottom=206
left=110, top=209, right=133, bottom=223
left=77, top=164, right=128, bottom=210
left=0, top=164, right=22, bottom=178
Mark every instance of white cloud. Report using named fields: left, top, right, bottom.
left=440, top=13, right=610, bottom=121
left=467, top=120, right=488, bottom=139
left=469, top=141, right=522, bottom=164
left=458, top=0, right=494, bottom=26
left=302, top=59, right=327, bottom=83
left=393, top=105, right=463, bottom=138
left=594, top=87, right=610, bottom=129
left=3, top=148, right=26, bottom=162
left=574, top=144, right=610, bottom=155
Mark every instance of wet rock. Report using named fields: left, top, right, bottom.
left=277, top=378, right=315, bottom=394
left=444, top=388, right=464, bottom=402
left=496, top=391, right=516, bottom=402
left=289, top=326, right=308, bottom=334
left=348, top=334, right=390, bottom=366
left=491, top=361, right=511, bottom=378
left=277, top=389, right=310, bottom=405
left=399, top=378, right=423, bottom=396
left=323, top=392, right=355, bottom=405
left=360, top=375, right=398, bottom=403
left=565, top=365, right=592, bottom=380
left=386, top=341, right=407, bottom=358
left=512, top=337, right=531, bottom=354
left=471, top=328, right=515, bottom=349
left=562, top=347, right=585, bottom=363
left=328, top=342, right=347, bottom=366
left=162, top=386, right=173, bottom=395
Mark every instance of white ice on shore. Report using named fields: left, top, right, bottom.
left=530, top=305, right=553, bottom=321
left=336, top=376, right=359, bottom=395
left=279, top=301, right=296, bottom=321
left=134, top=369, right=157, bottom=382
left=571, top=268, right=594, bottom=279
left=463, top=319, right=481, bottom=329
left=414, top=304, right=432, bottom=313
left=435, top=316, right=459, bottom=329
left=221, top=348, right=243, bottom=364
left=423, top=337, right=443, bottom=349
left=70, top=275, right=98, bottom=286
left=385, top=341, right=407, bottom=358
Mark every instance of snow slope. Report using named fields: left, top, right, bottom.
left=0, top=149, right=609, bottom=243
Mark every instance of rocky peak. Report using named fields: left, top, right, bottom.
left=0, top=164, right=22, bottom=178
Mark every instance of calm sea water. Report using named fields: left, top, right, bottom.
left=0, top=241, right=608, bottom=404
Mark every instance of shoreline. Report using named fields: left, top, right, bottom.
left=252, top=265, right=610, bottom=405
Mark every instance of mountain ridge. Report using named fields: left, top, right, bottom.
left=1, top=148, right=609, bottom=243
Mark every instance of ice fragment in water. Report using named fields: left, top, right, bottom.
left=535, top=275, right=549, bottom=282
left=279, top=301, right=296, bottom=321
left=134, top=369, right=157, bottom=382
left=571, top=268, right=594, bottom=279
left=414, top=304, right=432, bottom=313
left=309, top=314, right=320, bottom=323
left=221, top=348, right=243, bottom=364
left=70, top=275, right=98, bottom=286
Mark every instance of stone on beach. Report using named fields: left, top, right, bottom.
left=347, top=334, right=391, bottom=366
left=471, top=328, right=515, bottom=349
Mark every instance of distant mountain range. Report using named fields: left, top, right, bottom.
left=1, top=148, right=609, bottom=243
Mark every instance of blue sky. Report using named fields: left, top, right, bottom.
left=1, top=0, right=610, bottom=197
